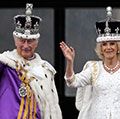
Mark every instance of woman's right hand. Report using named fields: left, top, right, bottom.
left=60, top=41, right=75, bottom=79
left=59, top=41, right=75, bottom=63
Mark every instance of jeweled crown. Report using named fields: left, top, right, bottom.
left=96, top=6, right=120, bottom=42
left=13, top=3, right=42, bottom=39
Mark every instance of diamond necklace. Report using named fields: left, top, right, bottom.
left=104, top=61, right=120, bottom=74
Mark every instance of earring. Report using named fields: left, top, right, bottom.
left=117, top=50, right=120, bottom=54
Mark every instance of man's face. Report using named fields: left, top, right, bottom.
left=14, top=37, right=38, bottom=60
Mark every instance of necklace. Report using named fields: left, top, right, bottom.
left=104, top=61, right=120, bottom=74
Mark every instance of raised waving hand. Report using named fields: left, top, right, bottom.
left=59, top=41, right=75, bottom=78
left=59, top=41, right=75, bottom=63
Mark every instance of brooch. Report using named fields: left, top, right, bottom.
left=19, top=83, right=27, bottom=97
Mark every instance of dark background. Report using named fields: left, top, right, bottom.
left=0, top=0, right=120, bottom=119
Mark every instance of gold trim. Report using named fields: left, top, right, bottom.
left=92, top=61, right=98, bottom=84
left=29, top=93, right=33, bottom=119
left=33, top=96, right=37, bottom=119
left=17, top=97, right=24, bottom=119
left=22, top=98, right=29, bottom=119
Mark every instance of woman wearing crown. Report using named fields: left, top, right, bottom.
left=60, top=6, right=120, bottom=119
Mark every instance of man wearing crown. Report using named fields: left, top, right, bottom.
left=0, top=3, right=62, bottom=119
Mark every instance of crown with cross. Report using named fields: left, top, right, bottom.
left=13, top=3, right=42, bottom=39
left=96, top=6, right=120, bottom=42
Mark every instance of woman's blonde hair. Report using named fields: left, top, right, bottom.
left=95, top=41, right=120, bottom=60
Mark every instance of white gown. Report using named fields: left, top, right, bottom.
left=69, top=61, right=120, bottom=119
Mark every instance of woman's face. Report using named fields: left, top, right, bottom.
left=101, top=41, right=118, bottom=60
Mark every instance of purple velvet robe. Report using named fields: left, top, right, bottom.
left=0, top=62, right=41, bottom=119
